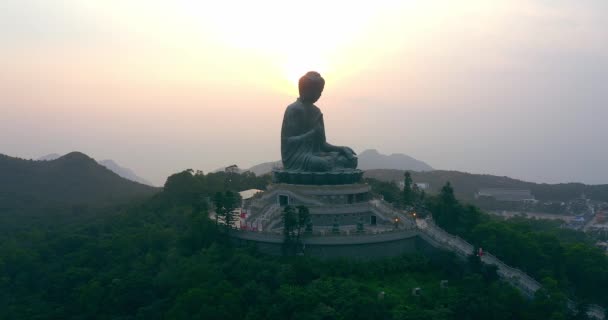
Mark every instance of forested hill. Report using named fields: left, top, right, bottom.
left=0, top=152, right=158, bottom=209
left=1, top=170, right=589, bottom=319
left=364, top=169, right=608, bottom=202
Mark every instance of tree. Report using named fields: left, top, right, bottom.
left=282, top=206, right=298, bottom=255
left=403, top=171, right=415, bottom=206
left=213, top=191, right=240, bottom=230
left=356, top=218, right=364, bottom=233
left=213, top=191, right=224, bottom=226
left=365, top=178, right=401, bottom=204
left=532, top=277, right=569, bottom=319
left=429, top=182, right=459, bottom=232
left=222, top=191, right=240, bottom=230
left=282, top=205, right=311, bottom=255
left=440, top=182, right=456, bottom=206
left=416, top=189, right=427, bottom=216
left=295, top=205, right=311, bottom=244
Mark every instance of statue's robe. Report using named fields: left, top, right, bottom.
left=281, top=99, right=355, bottom=172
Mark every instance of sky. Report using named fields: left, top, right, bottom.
left=1, top=0, right=607, bottom=186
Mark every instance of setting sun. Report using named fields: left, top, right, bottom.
left=169, top=0, right=397, bottom=93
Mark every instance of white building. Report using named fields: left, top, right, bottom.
left=398, top=181, right=430, bottom=191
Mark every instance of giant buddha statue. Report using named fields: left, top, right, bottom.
left=280, top=71, right=358, bottom=173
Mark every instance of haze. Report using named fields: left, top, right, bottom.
left=2, top=0, right=607, bottom=186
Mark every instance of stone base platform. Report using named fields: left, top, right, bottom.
left=243, top=182, right=413, bottom=232
left=272, top=169, right=363, bottom=185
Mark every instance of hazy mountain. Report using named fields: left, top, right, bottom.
left=212, top=164, right=245, bottom=174
left=98, top=159, right=153, bottom=186
left=246, top=161, right=282, bottom=176
left=0, top=152, right=158, bottom=209
left=37, top=153, right=153, bottom=186
left=364, top=169, right=608, bottom=202
left=37, top=153, right=61, bottom=161
left=358, top=149, right=433, bottom=172
left=213, top=162, right=281, bottom=176
left=217, top=149, right=432, bottom=176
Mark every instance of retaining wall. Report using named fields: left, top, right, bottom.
left=230, top=229, right=431, bottom=259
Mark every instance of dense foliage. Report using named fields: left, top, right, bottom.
left=364, top=178, right=402, bottom=205
left=163, top=169, right=270, bottom=205
left=0, top=171, right=584, bottom=319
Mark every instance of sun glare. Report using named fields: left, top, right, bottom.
left=78, top=1, right=442, bottom=96
left=282, top=53, right=329, bottom=86
left=172, top=1, right=393, bottom=94
left=63, top=1, right=499, bottom=99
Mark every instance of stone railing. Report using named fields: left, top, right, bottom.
left=270, top=182, right=370, bottom=195
left=245, top=202, right=274, bottom=222
left=244, top=204, right=281, bottom=231
left=568, top=301, right=606, bottom=320
left=419, top=218, right=474, bottom=257
left=482, top=252, right=541, bottom=296
left=241, top=225, right=415, bottom=238
left=310, top=202, right=371, bottom=214
left=306, top=227, right=414, bottom=237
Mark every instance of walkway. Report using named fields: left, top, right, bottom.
left=416, top=216, right=605, bottom=319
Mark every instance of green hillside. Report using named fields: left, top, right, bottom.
left=0, top=170, right=581, bottom=319
left=0, top=152, right=158, bottom=210
left=364, top=169, right=608, bottom=202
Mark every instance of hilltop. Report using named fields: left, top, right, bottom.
left=357, top=149, right=433, bottom=171
left=0, top=152, right=158, bottom=209
left=37, top=153, right=153, bottom=186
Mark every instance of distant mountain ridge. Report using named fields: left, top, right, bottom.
left=357, top=149, right=433, bottom=171
left=98, top=159, right=153, bottom=186
left=215, top=149, right=432, bottom=176
left=364, top=169, right=608, bottom=202
left=0, top=152, right=158, bottom=209
left=37, top=153, right=153, bottom=186
left=37, top=153, right=62, bottom=161
left=247, top=161, right=282, bottom=175
left=213, top=162, right=282, bottom=175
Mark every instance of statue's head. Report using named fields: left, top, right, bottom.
left=298, top=71, right=325, bottom=103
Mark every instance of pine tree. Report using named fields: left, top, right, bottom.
left=440, top=182, right=456, bottom=206
left=222, top=191, right=239, bottom=230
left=282, top=205, right=298, bottom=255
left=403, top=171, right=415, bottom=206
left=295, top=205, right=311, bottom=243
left=213, top=191, right=224, bottom=226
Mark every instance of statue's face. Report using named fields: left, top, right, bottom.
left=299, top=82, right=324, bottom=103
left=303, top=87, right=323, bottom=103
